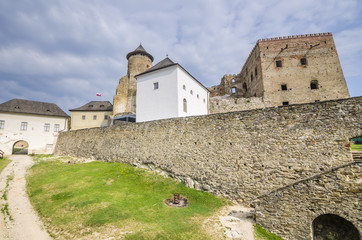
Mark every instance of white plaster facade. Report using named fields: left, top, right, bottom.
left=136, top=60, right=209, bottom=122
left=0, top=112, right=68, bottom=155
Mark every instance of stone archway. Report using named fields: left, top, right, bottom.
left=12, top=140, right=29, bottom=155
left=313, top=214, right=360, bottom=240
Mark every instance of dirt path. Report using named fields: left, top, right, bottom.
left=0, top=155, right=52, bottom=240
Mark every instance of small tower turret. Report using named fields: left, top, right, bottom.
left=113, top=44, right=153, bottom=116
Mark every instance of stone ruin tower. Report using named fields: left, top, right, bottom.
left=113, top=44, right=154, bottom=116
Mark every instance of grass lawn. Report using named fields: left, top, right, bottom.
left=0, top=157, right=11, bottom=173
left=254, top=224, right=285, bottom=240
left=351, top=144, right=362, bottom=151
left=27, top=155, right=227, bottom=239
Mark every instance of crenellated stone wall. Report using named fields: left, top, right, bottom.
left=55, top=97, right=361, bottom=204
left=253, top=161, right=361, bottom=240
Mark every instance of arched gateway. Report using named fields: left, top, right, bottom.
left=312, top=214, right=360, bottom=240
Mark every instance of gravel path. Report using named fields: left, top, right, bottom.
left=0, top=155, right=52, bottom=240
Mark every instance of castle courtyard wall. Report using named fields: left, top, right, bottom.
left=55, top=97, right=361, bottom=203
left=253, top=161, right=361, bottom=240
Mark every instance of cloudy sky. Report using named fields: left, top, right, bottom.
left=1, top=0, right=361, bottom=113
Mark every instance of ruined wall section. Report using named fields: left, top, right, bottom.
left=209, top=96, right=265, bottom=114
left=259, top=33, right=350, bottom=107
left=55, top=97, right=362, bottom=203
left=253, top=161, right=361, bottom=240
left=209, top=74, right=237, bottom=97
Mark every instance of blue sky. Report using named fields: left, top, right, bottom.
left=0, top=0, right=361, bottom=113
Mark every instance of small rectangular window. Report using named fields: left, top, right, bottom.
left=100, top=105, right=105, bottom=108
left=300, top=58, right=307, bottom=65
left=93, top=115, right=97, bottom=120
left=154, top=82, right=159, bottom=90
left=276, top=60, right=282, bottom=68
left=232, top=87, right=236, bottom=94
left=0, top=120, right=4, bottom=130
left=54, top=124, right=60, bottom=132
left=104, top=115, right=108, bottom=120
left=255, top=67, right=258, bottom=76
left=20, top=122, right=28, bottom=131
left=281, top=84, right=287, bottom=91
left=282, top=101, right=289, bottom=106
left=82, top=115, right=86, bottom=120
left=44, top=123, right=50, bottom=132
left=251, top=73, right=253, bottom=81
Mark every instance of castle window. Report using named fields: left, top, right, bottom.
left=44, top=123, right=50, bottom=132
left=281, top=84, right=287, bottom=91
left=315, top=100, right=320, bottom=102
left=282, top=101, right=289, bottom=106
left=100, top=105, right=104, bottom=108
left=183, top=99, right=187, bottom=113
left=243, top=83, right=248, bottom=92
left=300, top=58, right=307, bottom=66
left=251, top=73, right=254, bottom=81
left=276, top=60, right=282, bottom=68
left=231, top=78, right=235, bottom=83
left=183, top=85, right=186, bottom=90
left=311, top=80, right=319, bottom=89
left=255, top=67, right=258, bottom=76
left=104, top=115, right=108, bottom=120
left=0, top=120, right=4, bottom=130
left=82, top=115, right=85, bottom=120
left=93, top=115, right=97, bottom=120
left=197, top=94, right=199, bottom=99
left=20, top=122, right=28, bottom=131
left=232, top=87, right=236, bottom=94
left=203, top=98, right=206, bottom=103
left=153, top=82, right=159, bottom=90
left=54, top=124, right=60, bottom=132
left=190, top=90, right=193, bottom=95
left=88, top=105, right=93, bottom=108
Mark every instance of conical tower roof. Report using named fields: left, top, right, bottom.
left=126, top=44, right=154, bottom=62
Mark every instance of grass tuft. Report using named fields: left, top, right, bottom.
left=254, top=224, right=285, bottom=240
left=0, top=157, right=11, bottom=174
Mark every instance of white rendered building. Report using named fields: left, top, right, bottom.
left=0, top=99, right=69, bottom=155
left=135, top=57, right=209, bottom=122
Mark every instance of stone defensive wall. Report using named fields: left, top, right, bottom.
left=55, top=96, right=361, bottom=203
left=253, top=161, right=361, bottom=240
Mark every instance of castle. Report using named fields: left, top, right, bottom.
left=209, top=32, right=350, bottom=113
left=113, top=33, right=350, bottom=119
left=54, top=33, right=361, bottom=239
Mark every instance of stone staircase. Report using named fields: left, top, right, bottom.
left=351, top=151, right=362, bottom=162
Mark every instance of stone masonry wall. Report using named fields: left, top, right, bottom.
left=253, top=161, right=361, bottom=240
left=209, top=96, right=266, bottom=114
left=55, top=97, right=361, bottom=203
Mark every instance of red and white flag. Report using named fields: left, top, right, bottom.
left=96, top=93, right=101, bottom=97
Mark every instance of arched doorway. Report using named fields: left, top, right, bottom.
left=313, top=214, right=360, bottom=240
left=12, top=140, right=29, bottom=155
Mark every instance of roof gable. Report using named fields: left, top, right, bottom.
left=0, top=99, right=69, bottom=118
left=69, top=101, right=113, bottom=111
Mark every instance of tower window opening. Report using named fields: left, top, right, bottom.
left=281, top=84, right=287, bottom=91
left=300, top=58, right=307, bottom=65
left=154, top=82, right=159, bottom=90
left=190, top=90, right=193, bottom=95
left=311, top=80, right=319, bottom=89
left=243, top=83, right=248, bottom=92
left=282, top=101, right=289, bottom=106
left=255, top=67, right=258, bottom=76
left=183, top=85, right=186, bottom=90
left=251, top=73, right=254, bottom=81
left=276, top=60, right=282, bottom=68
left=183, top=99, right=187, bottom=113
left=93, top=115, right=97, bottom=120
left=232, top=87, right=236, bottom=94
left=231, top=78, right=235, bottom=83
